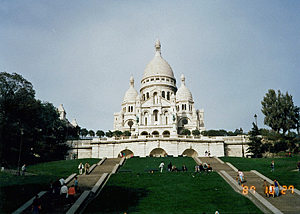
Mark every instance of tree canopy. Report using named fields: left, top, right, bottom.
left=261, top=89, right=299, bottom=134
left=0, top=72, right=72, bottom=167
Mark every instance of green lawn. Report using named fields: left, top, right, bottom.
left=220, top=155, right=300, bottom=189
left=85, top=157, right=263, bottom=214
left=0, top=158, right=100, bottom=213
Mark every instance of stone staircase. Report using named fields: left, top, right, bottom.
left=21, top=158, right=121, bottom=214
left=199, top=156, right=300, bottom=214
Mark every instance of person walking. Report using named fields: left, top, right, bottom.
left=274, top=179, right=281, bottom=197
left=270, top=160, right=274, bottom=172
left=159, top=161, right=164, bottom=172
left=74, top=177, right=79, bottom=192
left=32, top=194, right=41, bottom=214
left=238, top=170, right=244, bottom=183
left=168, top=162, right=172, bottom=172
left=68, top=185, right=76, bottom=202
left=21, top=164, right=26, bottom=176
left=263, top=180, right=269, bottom=197
left=78, top=162, right=84, bottom=175
left=84, top=162, right=90, bottom=175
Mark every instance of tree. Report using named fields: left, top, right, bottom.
left=113, top=130, right=123, bottom=137
left=0, top=72, right=70, bottom=166
left=96, top=130, right=105, bottom=138
left=247, top=122, right=263, bottom=158
left=123, top=131, right=131, bottom=136
left=88, top=130, right=95, bottom=137
left=181, top=129, right=191, bottom=136
left=80, top=128, right=88, bottom=138
left=105, top=130, right=113, bottom=138
left=192, top=129, right=200, bottom=136
left=261, top=89, right=298, bottom=134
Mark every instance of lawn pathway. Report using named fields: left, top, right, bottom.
left=200, top=156, right=300, bottom=214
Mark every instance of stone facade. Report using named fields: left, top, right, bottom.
left=66, top=135, right=249, bottom=159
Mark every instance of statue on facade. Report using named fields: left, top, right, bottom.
left=136, top=115, right=139, bottom=124
left=173, top=114, right=176, bottom=122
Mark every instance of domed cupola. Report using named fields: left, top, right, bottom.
left=176, top=74, right=193, bottom=102
left=141, top=38, right=177, bottom=93
left=123, top=75, right=139, bottom=103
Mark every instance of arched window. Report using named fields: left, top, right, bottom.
left=162, top=91, right=165, bottom=98
left=167, top=92, right=170, bottom=100
left=154, top=110, right=158, bottom=121
left=146, top=92, right=149, bottom=99
left=131, top=106, right=133, bottom=112
left=128, top=106, right=130, bottom=112
left=153, top=92, right=158, bottom=104
left=145, top=117, right=147, bottom=125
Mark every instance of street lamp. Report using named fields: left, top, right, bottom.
left=240, top=127, right=244, bottom=158
left=17, top=128, right=24, bottom=175
left=254, top=114, right=257, bottom=127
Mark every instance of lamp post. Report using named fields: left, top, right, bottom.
left=17, top=128, right=24, bottom=175
left=240, top=127, right=244, bottom=158
left=254, top=114, right=257, bottom=127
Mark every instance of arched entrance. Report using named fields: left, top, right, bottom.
left=182, top=149, right=198, bottom=157
left=141, top=131, right=148, bottom=135
left=118, top=149, right=134, bottom=158
left=162, top=130, right=170, bottom=137
left=152, top=131, right=159, bottom=135
left=149, top=148, right=167, bottom=157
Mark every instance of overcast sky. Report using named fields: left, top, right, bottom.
left=1, top=1, right=299, bottom=133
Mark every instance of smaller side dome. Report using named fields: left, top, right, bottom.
left=123, top=75, right=139, bottom=102
left=176, top=74, right=193, bottom=102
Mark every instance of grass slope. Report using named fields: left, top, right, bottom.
left=85, top=157, right=262, bottom=214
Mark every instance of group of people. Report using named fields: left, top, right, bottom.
left=194, top=163, right=213, bottom=174
left=48, top=177, right=78, bottom=201
left=78, top=162, right=90, bottom=175
left=263, top=179, right=281, bottom=197
left=33, top=177, right=78, bottom=213
left=158, top=162, right=189, bottom=172
left=205, top=151, right=212, bottom=157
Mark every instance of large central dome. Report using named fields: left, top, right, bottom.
left=142, top=39, right=175, bottom=79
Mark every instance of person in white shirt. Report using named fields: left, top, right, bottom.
left=60, top=183, right=68, bottom=204
left=59, top=177, right=65, bottom=186
left=159, top=161, right=164, bottom=172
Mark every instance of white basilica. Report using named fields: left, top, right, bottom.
left=113, top=39, right=205, bottom=137
left=66, top=39, right=249, bottom=159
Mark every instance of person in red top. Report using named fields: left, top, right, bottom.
left=68, top=185, right=76, bottom=202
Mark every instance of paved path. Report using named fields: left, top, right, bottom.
left=21, top=158, right=120, bottom=214
left=200, top=157, right=300, bottom=214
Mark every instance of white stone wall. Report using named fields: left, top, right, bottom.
left=67, top=135, right=250, bottom=159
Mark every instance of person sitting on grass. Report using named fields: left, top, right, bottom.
left=207, top=164, right=213, bottom=171
left=194, top=164, right=200, bottom=173
left=182, top=164, right=188, bottom=172
left=171, top=164, right=178, bottom=172
left=199, top=164, right=204, bottom=172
